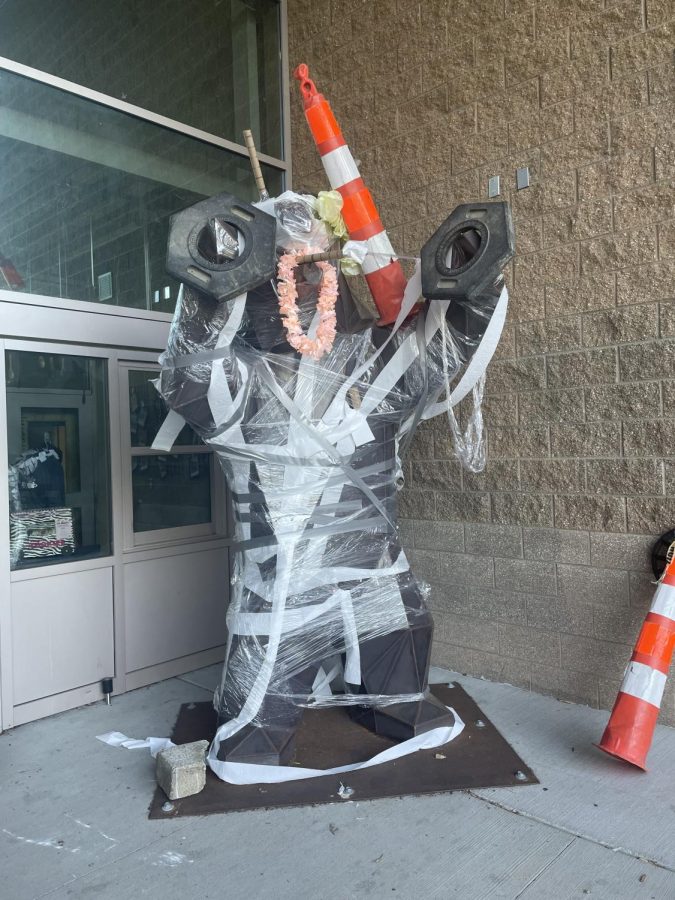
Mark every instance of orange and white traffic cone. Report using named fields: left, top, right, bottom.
left=597, top=556, right=675, bottom=769
left=293, top=63, right=407, bottom=326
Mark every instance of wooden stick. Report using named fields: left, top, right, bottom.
left=294, top=249, right=344, bottom=265
left=242, top=129, right=269, bottom=200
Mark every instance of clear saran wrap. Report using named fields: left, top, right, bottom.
left=156, top=190, right=509, bottom=782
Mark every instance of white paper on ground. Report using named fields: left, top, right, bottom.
left=207, top=705, right=465, bottom=785
left=96, top=731, right=175, bottom=758
left=94, top=705, right=464, bottom=785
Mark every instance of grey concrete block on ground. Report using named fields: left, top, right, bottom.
left=156, top=740, right=208, bottom=800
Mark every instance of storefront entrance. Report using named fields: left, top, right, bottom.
left=0, top=297, right=230, bottom=729
left=0, top=0, right=288, bottom=730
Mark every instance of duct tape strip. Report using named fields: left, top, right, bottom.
left=215, top=444, right=350, bottom=467
left=151, top=409, right=187, bottom=452
left=227, top=589, right=343, bottom=636
left=161, top=343, right=242, bottom=370
left=235, top=499, right=368, bottom=524
left=240, top=551, right=410, bottom=606
left=311, top=663, right=342, bottom=699
left=321, top=261, right=423, bottom=430
left=407, top=284, right=509, bottom=428
left=159, top=291, right=248, bottom=370
left=328, top=270, right=499, bottom=447
left=233, top=514, right=390, bottom=553
left=338, top=587, right=361, bottom=684
left=651, top=582, right=675, bottom=622
left=399, top=311, right=431, bottom=461
left=230, top=463, right=393, bottom=503
left=351, top=334, right=418, bottom=418
left=152, top=292, right=248, bottom=451
left=215, top=319, right=350, bottom=752
left=257, top=360, right=396, bottom=530
left=298, top=691, right=425, bottom=708
left=212, top=536, right=300, bottom=749
left=207, top=707, right=465, bottom=785
left=621, top=660, right=667, bottom=708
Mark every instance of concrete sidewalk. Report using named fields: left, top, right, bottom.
left=2, top=666, right=675, bottom=899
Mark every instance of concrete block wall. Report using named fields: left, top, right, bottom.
left=287, top=0, right=675, bottom=722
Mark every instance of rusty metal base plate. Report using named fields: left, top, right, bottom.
left=148, top=683, right=537, bottom=819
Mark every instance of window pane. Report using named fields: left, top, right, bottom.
left=6, top=350, right=112, bottom=569
left=0, top=0, right=283, bottom=158
left=0, top=68, right=283, bottom=313
left=129, top=369, right=202, bottom=448
left=132, top=454, right=211, bottom=533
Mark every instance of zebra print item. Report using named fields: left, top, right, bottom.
left=10, top=507, right=75, bottom=566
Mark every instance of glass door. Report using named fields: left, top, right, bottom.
left=119, top=363, right=226, bottom=549
left=5, top=348, right=112, bottom=570
left=3, top=341, right=115, bottom=727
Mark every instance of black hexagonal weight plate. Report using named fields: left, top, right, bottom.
left=166, top=192, right=277, bottom=302
left=421, top=201, right=515, bottom=301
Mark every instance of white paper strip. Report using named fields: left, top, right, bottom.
left=413, top=284, right=509, bottom=425
left=207, top=705, right=464, bottom=785
left=339, top=588, right=362, bottom=685
left=96, top=731, right=175, bottom=758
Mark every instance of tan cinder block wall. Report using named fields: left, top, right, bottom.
left=287, top=0, right=675, bottom=722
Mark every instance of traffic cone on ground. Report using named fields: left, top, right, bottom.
left=597, top=555, right=675, bottom=769
left=293, top=63, right=407, bottom=325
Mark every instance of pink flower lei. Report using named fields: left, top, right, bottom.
left=276, top=247, right=338, bottom=360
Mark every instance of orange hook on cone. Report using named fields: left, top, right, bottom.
left=293, top=63, right=408, bottom=326
left=597, top=554, right=675, bottom=769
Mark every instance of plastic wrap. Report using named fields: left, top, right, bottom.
left=157, top=190, right=509, bottom=773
